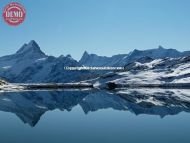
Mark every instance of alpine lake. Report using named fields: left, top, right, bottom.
left=0, top=88, right=190, bottom=143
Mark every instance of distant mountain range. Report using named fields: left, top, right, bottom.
left=0, top=40, right=190, bottom=83
left=79, top=45, right=190, bottom=66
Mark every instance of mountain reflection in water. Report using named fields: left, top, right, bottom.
left=0, top=88, right=190, bottom=127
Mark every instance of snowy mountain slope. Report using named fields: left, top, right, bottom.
left=0, top=40, right=46, bottom=73
left=0, top=41, right=96, bottom=83
left=0, top=79, right=24, bottom=91
left=13, top=55, right=84, bottom=82
left=0, top=79, right=7, bottom=85
left=86, top=56, right=190, bottom=88
left=0, top=40, right=190, bottom=83
left=79, top=46, right=190, bottom=66
left=0, top=40, right=47, bottom=81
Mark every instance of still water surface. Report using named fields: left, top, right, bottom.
left=0, top=89, right=190, bottom=143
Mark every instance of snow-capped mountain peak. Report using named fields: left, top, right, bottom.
left=0, top=41, right=48, bottom=81
left=0, top=40, right=94, bottom=83
left=16, top=40, right=46, bottom=57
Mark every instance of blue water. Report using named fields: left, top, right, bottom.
left=0, top=89, right=190, bottom=143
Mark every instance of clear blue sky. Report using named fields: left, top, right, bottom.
left=0, top=0, right=190, bottom=60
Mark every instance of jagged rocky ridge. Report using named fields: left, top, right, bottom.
left=0, top=40, right=95, bottom=83
left=0, top=40, right=190, bottom=85
left=79, top=46, right=190, bottom=66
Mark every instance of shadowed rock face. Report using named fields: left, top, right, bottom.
left=0, top=40, right=95, bottom=83
left=0, top=89, right=190, bottom=127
